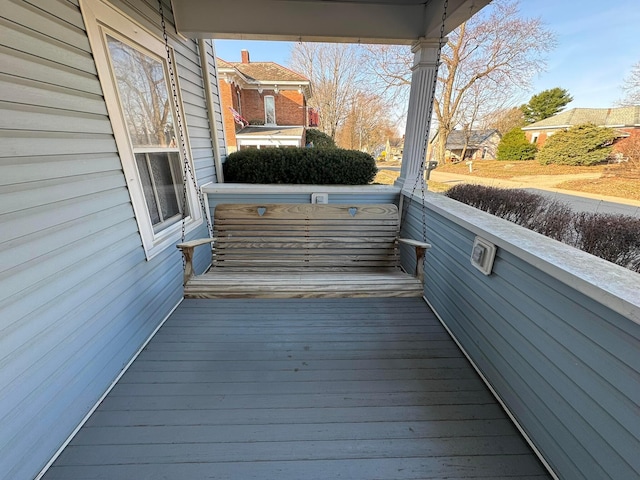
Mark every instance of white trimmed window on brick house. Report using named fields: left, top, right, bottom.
left=264, top=95, right=276, bottom=125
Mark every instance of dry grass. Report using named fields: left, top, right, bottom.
left=437, top=160, right=607, bottom=178
left=376, top=159, right=638, bottom=200
left=437, top=160, right=638, bottom=200
left=373, top=169, right=400, bottom=185
left=374, top=168, right=451, bottom=193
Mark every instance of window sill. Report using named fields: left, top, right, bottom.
left=143, top=216, right=203, bottom=261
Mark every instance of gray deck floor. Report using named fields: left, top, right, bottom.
left=43, top=298, right=551, bottom=479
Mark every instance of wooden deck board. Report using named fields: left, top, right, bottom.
left=184, top=271, right=424, bottom=298
left=42, top=297, right=551, bottom=480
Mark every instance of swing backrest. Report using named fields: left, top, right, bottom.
left=212, top=203, right=401, bottom=271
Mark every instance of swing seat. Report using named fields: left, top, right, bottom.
left=177, top=203, right=431, bottom=299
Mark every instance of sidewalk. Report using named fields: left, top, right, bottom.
left=429, top=171, right=640, bottom=208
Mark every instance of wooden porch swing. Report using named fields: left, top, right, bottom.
left=158, top=1, right=446, bottom=300
left=177, top=203, right=430, bottom=298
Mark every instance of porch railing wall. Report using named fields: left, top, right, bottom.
left=401, top=191, right=640, bottom=480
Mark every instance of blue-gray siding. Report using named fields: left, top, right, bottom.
left=402, top=193, right=640, bottom=479
left=0, top=1, right=221, bottom=478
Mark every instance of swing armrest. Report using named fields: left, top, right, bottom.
left=177, top=238, right=216, bottom=249
left=398, top=238, right=432, bottom=249
left=177, top=238, right=215, bottom=285
left=398, top=238, right=432, bottom=283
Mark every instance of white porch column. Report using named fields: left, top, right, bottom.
left=395, top=39, right=441, bottom=192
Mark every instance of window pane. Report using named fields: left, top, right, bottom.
left=135, top=153, right=161, bottom=225
left=135, top=152, right=185, bottom=228
left=106, top=35, right=176, bottom=148
left=149, top=152, right=182, bottom=221
left=264, top=96, right=276, bottom=125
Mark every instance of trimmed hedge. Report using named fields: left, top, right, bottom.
left=305, top=128, right=337, bottom=148
left=573, top=212, right=640, bottom=272
left=223, top=147, right=377, bottom=185
left=445, top=184, right=640, bottom=272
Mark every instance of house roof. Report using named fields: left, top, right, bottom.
left=235, top=126, right=305, bottom=138
left=220, top=61, right=309, bottom=83
left=445, top=130, right=500, bottom=149
left=522, top=106, right=640, bottom=130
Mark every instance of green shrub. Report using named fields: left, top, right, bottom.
left=445, top=183, right=640, bottom=272
left=223, top=147, right=377, bottom=185
left=496, top=127, right=537, bottom=160
left=536, top=123, right=615, bottom=166
left=305, top=129, right=337, bottom=148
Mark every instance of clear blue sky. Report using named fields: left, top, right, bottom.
left=214, top=0, right=640, bottom=109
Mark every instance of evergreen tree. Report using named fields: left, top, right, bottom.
left=496, top=127, right=537, bottom=160
left=522, top=87, right=573, bottom=123
left=536, top=123, right=615, bottom=166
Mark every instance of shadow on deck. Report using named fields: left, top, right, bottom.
left=43, top=298, right=551, bottom=479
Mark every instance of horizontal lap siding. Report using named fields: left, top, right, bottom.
left=402, top=196, right=640, bottom=479
left=0, top=1, right=219, bottom=479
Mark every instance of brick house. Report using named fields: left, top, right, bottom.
left=522, top=106, right=640, bottom=148
left=218, top=50, right=313, bottom=151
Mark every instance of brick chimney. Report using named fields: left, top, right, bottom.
left=241, top=49, right=250, bottom=64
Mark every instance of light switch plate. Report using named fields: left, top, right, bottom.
left=471, top=236, right=496, bottom=275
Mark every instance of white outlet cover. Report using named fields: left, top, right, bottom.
left=311, top=193, right=329, bottom=204
left=471, top=236, right=496, bottom=275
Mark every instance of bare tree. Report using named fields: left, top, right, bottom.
left=363, top=0, right=555, bottom=163
left=619, top=61, right=640, bottom=106
left=336, top=91, right=396, bottom=153
left=290, top=43, right=364, bottom=139
left=482, top=106, right=525, bottom=135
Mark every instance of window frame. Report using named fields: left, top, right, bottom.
left=80, top=0, right=202, bottom=260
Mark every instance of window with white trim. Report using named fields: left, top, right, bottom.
left=80, top=0, right=201, bottom=259
left=264, top=95, right=276, bottom=125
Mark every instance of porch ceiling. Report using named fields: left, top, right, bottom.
left=171, top=0, right=491, bottom=44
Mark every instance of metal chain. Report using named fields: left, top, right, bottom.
left=158, top=1, right=213, bottom=244
left=405, top=0, right=448, bottom=245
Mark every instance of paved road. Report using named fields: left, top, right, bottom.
left=523, top=189, right=640, bottom=217
left=426, top=170, right=640, bottom=218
